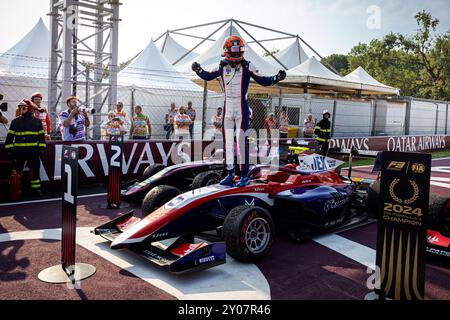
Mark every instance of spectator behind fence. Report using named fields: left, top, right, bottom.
left=5, top=99, right=46, bottom=196
left=113, top=102, right=129, bottom=136
left=174, top=106, right=192, bottom=139
left=101, top=111, right=125, bottom=141
left=211, top=107, right=223, bottom=137
left=31, top=92, right=51, bottom=141
left=130, top=105, right=151, bottom=140
left=303, top=114, right=315, bottom=138
left=165, top=102, right=178, bottom=139
left=0, top=111, right=7, bottom=124
left=264, top=113, right=277, bottom=156
left=279, top=110, right=289, bottom=139
left=186, top=101, right=196, bottom=139
left=58, top=96, right=90, bottom=141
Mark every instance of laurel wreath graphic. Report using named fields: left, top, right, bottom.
left=389, top=179, right=419, bottom=204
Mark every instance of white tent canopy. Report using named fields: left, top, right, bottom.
left=265, top=38, right=309, bottom=70
left=344, top=66, right=400, bottom=95
left=159, top=34, right=199, bottom=65
left=119, top=38, right=203, bottom=91
left=0, top=18, right=49, bottom=77
left=286, top=56, right=360, bottom=89
left=177, top=26, right=280, bottom=76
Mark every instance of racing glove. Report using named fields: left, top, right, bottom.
left=273, top=70, right=287, bottom=84
left=192, top=62, right=202, bottom=74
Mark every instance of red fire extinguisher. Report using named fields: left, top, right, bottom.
left=9, top=169, right=22, bottom=201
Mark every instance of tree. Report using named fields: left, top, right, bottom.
left=321, top=54, right=349, bottom=76
left=346, top=10, right=449, bottom=100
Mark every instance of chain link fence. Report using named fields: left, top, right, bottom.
left=1, top=72, right=449, bottom=142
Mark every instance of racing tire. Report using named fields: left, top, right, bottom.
left=428, top=195, right=450, bottom=235
left=222, top=205, right=275, bottom=262
left=191, top=171, right=222, bottom=189
left=141, top=185, right=181, bottom=217
left=141, top=164, right=166, bottom=181
left=367, top=180, right=380, bottom=216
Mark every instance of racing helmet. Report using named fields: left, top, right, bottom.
left=31, top=92, right=43, bottom=101
left=17, top=98, right=36, bottom=113
left=223, top=36, right=246, bottom=62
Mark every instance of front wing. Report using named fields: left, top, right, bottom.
left=94, top=211, right=226, bottom=274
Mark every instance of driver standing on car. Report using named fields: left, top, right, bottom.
left=192, top=36, right=286, bottom=187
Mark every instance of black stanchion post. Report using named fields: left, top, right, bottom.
left=38, top=146, right=96, bottom=284
left=102, top=134, right=129, bottom=209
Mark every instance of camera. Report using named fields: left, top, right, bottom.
left=78, top=106, right=95, bottom=114
left=0, top=94, right=7, bottom=112
left=69, top=125, right=78, bottom=136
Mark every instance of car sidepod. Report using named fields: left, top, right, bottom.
left=272, top=184, right=354, bottom=227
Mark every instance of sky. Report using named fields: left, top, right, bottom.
left=0, top=0, right=449, bottom=62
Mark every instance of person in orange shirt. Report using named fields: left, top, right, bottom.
left=31, top=92, right=52, bottom=140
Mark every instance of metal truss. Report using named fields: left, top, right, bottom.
left=154, top=18, right=338, bottom=73
left=47, top=0, right=120, bottom=137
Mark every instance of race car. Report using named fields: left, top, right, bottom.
left=95, top=152, right=374, bottom=273
left=121, top=149, right=226, bottom=202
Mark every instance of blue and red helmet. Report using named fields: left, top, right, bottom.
left=223, top=36, right=246, bottom=62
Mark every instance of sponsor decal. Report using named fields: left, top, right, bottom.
left=198, top=256, right=215, bottom=264
left=411, top=163, right=425, bottom=174
left=387, top=161, right=407, bottom=171
left=152, top=232, right=169, bottom=239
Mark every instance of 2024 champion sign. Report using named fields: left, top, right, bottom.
left=376, top=151, right=431, bottom=300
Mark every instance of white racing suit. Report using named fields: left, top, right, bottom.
left=197, top=60, right=276, bottom=176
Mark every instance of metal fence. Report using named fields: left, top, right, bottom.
left=1, top=73, right=449, bottom=142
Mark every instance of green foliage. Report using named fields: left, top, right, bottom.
left=321, top=54, right=349, bottom=76
left=323, top=10, right=449, bottom=100
left=262, top=47, right=280, bottom=57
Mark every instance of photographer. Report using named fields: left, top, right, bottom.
left=0, top=94, right=8, bottom=124
left=0, top=112, right=7, bottom=125
left=58, top=96, right=90, bottom=141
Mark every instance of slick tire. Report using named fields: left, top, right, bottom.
left=141, top=185, right=181, bottom=217
left=222, top=205, right=275, bottom=262
left=428, top=195, right=450, bottom=234
left=141, top=164, right=166, bottom=181
left=367, top=180, right=380, bottom=216
left=191, top=171, right=222, bottom=189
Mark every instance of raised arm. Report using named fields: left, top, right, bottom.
left=249, top=63, right=286, bottom=87
left=192, top=62, right=222, bottom=81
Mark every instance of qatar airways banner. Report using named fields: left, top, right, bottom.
left=0, top=134, right=448, bottom=185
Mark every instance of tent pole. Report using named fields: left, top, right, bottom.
left=202, top=81, right=208, bottom=138
left=168, top=19, right=230, bottom=33
left=233, top=20, right=288, bottom=70
left=235, top=19, right=297, bottom=37
left=173, top=21, right=229, bottom=66
left=161, top=31, right=169, bottom=53
left=170, top=31, right=216, bottom=41
left=248, top=36, right=295, bottom=44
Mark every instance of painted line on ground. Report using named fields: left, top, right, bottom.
left=0, top=228, right=271, bottom=300
left=0, top=193, right=107, bottom=207
left=313, top=234, right=376, bottom=270
left=430, top=181, right=450, bottom=189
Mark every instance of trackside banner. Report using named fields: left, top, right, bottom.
left=376, top=151, right=431, bottom=300
left=0, top=135, right=448, bottom=186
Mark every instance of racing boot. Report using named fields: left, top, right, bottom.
left=236, top=176, right=249, bottom=187
left=220, top=170, right=235, bottom=187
